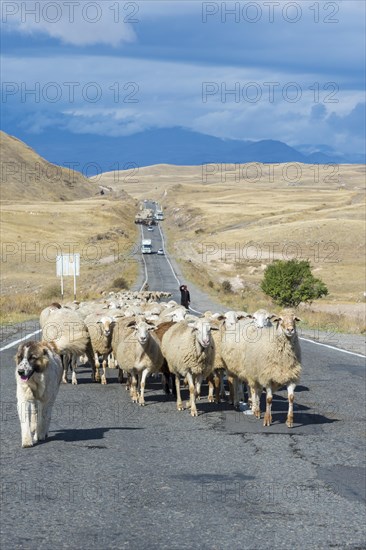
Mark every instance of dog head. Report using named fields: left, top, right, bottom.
left=15, top=341, right=55, bottom=382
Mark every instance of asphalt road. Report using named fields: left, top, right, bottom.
left=1, top=210, right=365, bottom=550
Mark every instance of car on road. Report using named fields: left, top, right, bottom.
left=147, top=226, right=154, bottom=231
left=157, top=248, right=164, bottom=255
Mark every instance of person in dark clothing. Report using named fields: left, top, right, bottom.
left=179, top=284, right=191, bottom=309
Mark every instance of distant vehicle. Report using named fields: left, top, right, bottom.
left=141, top=239, right=152, bottom=254
left=157, top=248, right=164, bottom=255
left=155, top=210, right=164, bottom=221
left=147, top=226, right=154, bottom=231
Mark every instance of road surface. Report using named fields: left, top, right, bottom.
left=1, top=210, right=365, bottom=550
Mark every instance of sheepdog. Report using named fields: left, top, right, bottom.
left=15, top=340, right=62, bottom=448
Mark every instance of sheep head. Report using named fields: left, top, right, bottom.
left=187, top=319, right=218, bottom=349
left=273, top=312, right=301, bottom=338
left=97, top=316, right=116, bottom=337
left=251, top=309, right=277, bottom=329
left=127, top=320, right=156, bottom=345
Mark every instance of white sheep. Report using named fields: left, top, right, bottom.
left=251, top=309, right=277, bottom=328
left=84, top=314, right=119, bottom=384
left=206, top=311, right=252, bottom=404
left=161, top=318, right=217, bottom=416
left=221, top=310, right=302, bottom=427
left=40, top=306, right=95, bottom=384
left=115, top=319, right=164, bottom=405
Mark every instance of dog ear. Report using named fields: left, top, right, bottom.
left=15, top=343, right=26, bottom=364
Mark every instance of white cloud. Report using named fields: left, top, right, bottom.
left=1, top=1, right=136, bottom=46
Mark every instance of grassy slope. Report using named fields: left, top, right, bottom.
left=99, top=163, right=366, bottom=333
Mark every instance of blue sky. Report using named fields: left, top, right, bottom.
left=1, top=0, right=365, bottom=159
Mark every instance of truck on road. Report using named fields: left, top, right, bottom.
left=141, top=239, right=152, bottom=254
left=155, top=209, right=164, bottom=221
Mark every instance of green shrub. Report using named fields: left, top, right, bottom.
left=112, top=277, right=128, bottom=290
left=261, top=259, right=328, bottom=308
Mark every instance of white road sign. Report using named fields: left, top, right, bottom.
left=56, top=254, right=80, bottom=277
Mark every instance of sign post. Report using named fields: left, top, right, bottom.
left=56, top=254, right=80, bottom=301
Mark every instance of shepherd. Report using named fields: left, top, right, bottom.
left=179, top=284, right=191, bottom=309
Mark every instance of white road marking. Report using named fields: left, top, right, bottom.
left=0, top=329, right=42, bottom=352
left=157, top=223, right=202, bottom=315
left=157, top=224, right=180, bottom=286
left=139, top=225, right=149, bottom=292
left=299, top=337, right=365, bottom=359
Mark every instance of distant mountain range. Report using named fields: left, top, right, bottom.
left=2, top=128, right=364, bottom=175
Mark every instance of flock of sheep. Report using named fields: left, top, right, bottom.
left=40, top=290, right=302, bottom=427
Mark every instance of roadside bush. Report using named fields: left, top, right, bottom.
left=261, top=260, right=328, bottom=308
left=112, top=277, right=128, bottom=290
left=41, top=284, right=61, bottom=300
left=221, top=280, right=232, bottom=293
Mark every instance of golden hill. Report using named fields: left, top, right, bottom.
left=98, top=162, right=366, bottom=329
left=0, top=133, right=139, bottom=322
left=0, top=131, right=97, bottom=201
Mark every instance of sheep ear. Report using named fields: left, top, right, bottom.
left=127, top=320, right=136, bottom=328
left=243, top=314, right=253, bottom=319
left=272, top=317, right=282, bottom=324
left=269, top=314, right=278, bottom=320
left=187, top=322, right=197, bottom=329
left=210, top=326, right=220, bottom=331
left=294, top=316, right=302, bottom=322
left=215, top=314, right=225, bottom=321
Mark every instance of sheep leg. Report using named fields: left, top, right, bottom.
left=86, top=342, right=99, bottom=383
left=219, top=372, right=226, bottom=401
left=186, top=372, right=198, bottom=417
left=251, top=385, right=261, bottom=419
left=207, top=373, right=215, bottom=403
left=130, top=372, right=139, bottom=403
left=94, top=353, right=101, bottom=384
left=101, top=355, right=108, bottom=385
left=161, top=372, right=170, bottom=395
left=175, top=375, right=184, bottom=411
left=118, top=367, right=124, bottom=384
left=196, top=377, right=202, bottom=400
left=108, top=352, right=116, bottom=369
left=139, top=368, right=149, bottom=406
left=286, top=383, right=296, bottom=428
left=230, top=376, right=240, bottom=409
left=237, top=380, right=245, bottom=402
left=214, top=371, right=222, bottom=403
left=227, top=374, right=237, bottom=407
left=71, top=355, right=78, bottom=385
left=61, top=354, right=69, bottom=383
left=263, top=385, right=273, bottom=427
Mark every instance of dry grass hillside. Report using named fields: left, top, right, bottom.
left=0, top=134, right=139, bottom=324
left=0, top=131, right=98, bottom=201
left=99, top=162, right=366, bottom=332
